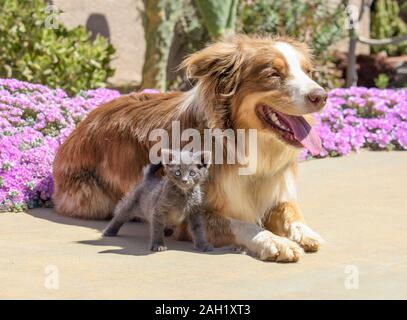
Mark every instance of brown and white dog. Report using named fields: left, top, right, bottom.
left=53, top=35, right=327, bottom=262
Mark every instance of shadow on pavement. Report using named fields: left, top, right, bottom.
left=27, top=208, right=234, bottom=258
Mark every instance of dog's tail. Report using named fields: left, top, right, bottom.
left=143, top=163, right=163, bottom=179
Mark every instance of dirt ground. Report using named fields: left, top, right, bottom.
left=1, top=151, right=406, bottom=299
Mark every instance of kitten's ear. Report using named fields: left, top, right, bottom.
left=194, top=151, right=212, bottom=169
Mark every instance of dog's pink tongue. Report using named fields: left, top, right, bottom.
left=281, top=114, right=322, bottom=156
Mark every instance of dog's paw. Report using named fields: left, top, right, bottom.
left=288, top=222, right=324, bottom=253
left=195, top=242, right=214, bottom=252
left=253, top=230, right=303, bottom=262
left=150, top=243, right=168, bottom=252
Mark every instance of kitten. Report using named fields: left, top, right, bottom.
left=103, top=149, right=213, bottom=252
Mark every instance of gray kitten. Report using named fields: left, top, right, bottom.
left=103, top=149, right=213, bottom=252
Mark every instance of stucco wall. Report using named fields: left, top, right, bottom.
left=53, top=0, right=145, bottom=87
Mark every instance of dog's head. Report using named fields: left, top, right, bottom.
left=182, top=35, right=326, bottom=156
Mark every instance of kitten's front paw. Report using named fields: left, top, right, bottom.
left=195, top=242, right=214, bottom=252
left=164, top=227, right=174, bottom=237
left=150, top=243, right=168, bottom=252
left=102, top=228, right=117, bottom=237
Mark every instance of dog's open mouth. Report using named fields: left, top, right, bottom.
left=256, top=104, right=322, bottom=156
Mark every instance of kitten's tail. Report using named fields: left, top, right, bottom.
left=143, top=163, right=163, bottom=179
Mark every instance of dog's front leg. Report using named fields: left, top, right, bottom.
left=264, top=202, right=324, bottom=252
left=203, top=213, right=303, bottom=262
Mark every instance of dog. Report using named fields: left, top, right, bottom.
left=53, top=35, right=327, bottom=262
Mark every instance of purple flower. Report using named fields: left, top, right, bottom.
left=142, top=88, right=160, bottom=94
left=0, top=78, right=120, bottom=212
left=301, top=87, right=407, bottom=160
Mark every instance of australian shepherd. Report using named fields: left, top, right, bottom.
left=53, top=35, right=327, bottom=262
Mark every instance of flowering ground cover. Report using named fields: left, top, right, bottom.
left=0, top=78, right=406, bottom=212
left=300, top=87, right=407, bottom=160
left=0, top=79, right=120, bottom=212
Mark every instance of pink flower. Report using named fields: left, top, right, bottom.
left=142, top=88, right=160, bottom=94
left=301, top=87, right=407, bottom=160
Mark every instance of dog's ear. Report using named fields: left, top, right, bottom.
left=182, top=42, right=237, bottom=78
left=180, top=40, right=244, bottom=97
left=180, top=39, right=245, bottom=129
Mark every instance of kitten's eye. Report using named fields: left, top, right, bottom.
left=189, top=171, right=196, bottom=177
left=174, top=170, right=181, bottom=176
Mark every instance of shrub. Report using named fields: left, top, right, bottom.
left=238, top=0, right=345, bottom=56
left=374, top=73, right=390, bottom=89
left=237, top=0, right=346, bottom=88
left=0, top=0, right=115, bottom=95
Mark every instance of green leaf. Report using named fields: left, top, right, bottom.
left=0, top=0, right=115, bottom=95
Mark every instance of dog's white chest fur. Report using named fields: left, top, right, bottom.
left=218, top=167, right=298, bottom=223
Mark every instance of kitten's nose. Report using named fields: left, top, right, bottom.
left=182, top=179, right=188, bottom=184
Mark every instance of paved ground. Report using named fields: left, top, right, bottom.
left=1, top=151, right=407, bottom=299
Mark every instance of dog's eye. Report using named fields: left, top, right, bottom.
left=175, top=170, right=181, bottom=176
left=189, top=171, right=196, bottom=177
left=259, top=67, right=279, bottom=79
left=303, top=67, right=313, bottom=76
left=266, top=70, right=279, bottom=78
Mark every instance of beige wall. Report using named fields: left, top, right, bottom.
left=52, top=0, right=369, bottom=87
left=54, top=0, right=145, bottom=87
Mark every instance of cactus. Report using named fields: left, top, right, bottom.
left=141, top=0, right=182, bottom=91
left=194, top=0, right=238, bottom=40
left=141, top=0, right=238, bottom=90
left=371, top=0, right=407, bottom=56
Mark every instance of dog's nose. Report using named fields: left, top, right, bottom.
left=307, top=88, right=327, bottom=110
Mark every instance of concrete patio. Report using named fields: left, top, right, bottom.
left=1, top=151, right=406, bottom=299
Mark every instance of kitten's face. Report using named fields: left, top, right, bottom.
left=162, top=150, right=211, bottom=191
left=164, top=163, right=209, bottom=190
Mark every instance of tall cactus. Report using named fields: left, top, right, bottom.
left=371, top=0, right=407, bottom=56
left=141, top=0, right=238, bottom=90
left=141, top=0, right=182, bottom=91
left=194, top=0, right=238, bottom=40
